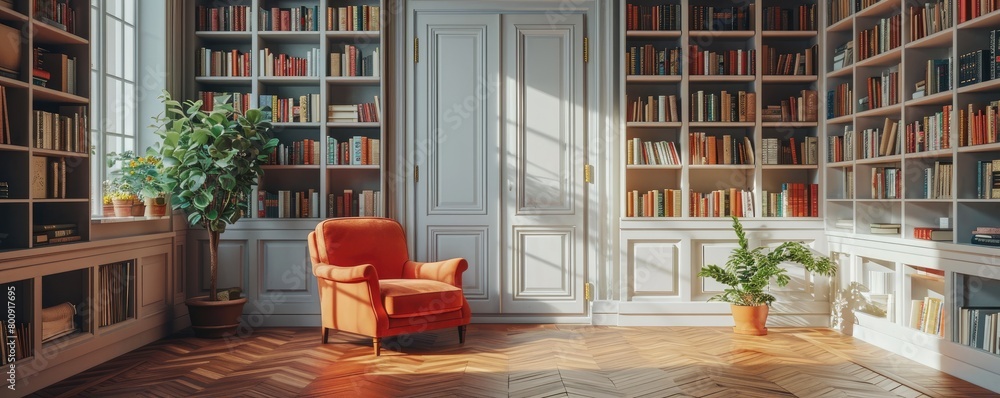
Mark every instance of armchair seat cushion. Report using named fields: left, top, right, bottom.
left=380, top=279, right=464, bottom=318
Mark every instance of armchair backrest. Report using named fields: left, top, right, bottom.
left=310, top=217, right=410, bottom=279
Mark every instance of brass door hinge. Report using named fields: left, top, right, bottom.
left=584, top=164, right=593, bottom=184
left=414, top=165, right=419, bottom=182
left=584, top=282, right=594, bottom=301
left=414, top=37, right=419, bottom=63
left=583, top=37, right=589, bottom=63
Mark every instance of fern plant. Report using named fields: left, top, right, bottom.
left=698, top=216, right=837, bottom=306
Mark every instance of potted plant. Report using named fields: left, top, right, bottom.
left=698, top=216, right=837, bottom=335
left=150, top=91, right=277, bottom=338
left=107, top=150, right=169, bottom=217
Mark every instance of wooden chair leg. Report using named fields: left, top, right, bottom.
left=458, top=325, right=467, bottom=344
left=321, top=327, right=329, bottom=344
left=373, top=337, right=381, bottom=356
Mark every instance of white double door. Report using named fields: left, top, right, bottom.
left=410, top=11, right=588, bottom=316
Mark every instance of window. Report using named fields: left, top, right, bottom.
left=90, top=0, right=137, bottom=215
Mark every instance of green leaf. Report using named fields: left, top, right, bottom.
left=206, top=209, right=219, bottom=220
left=219, top=174, right=236, bottom=190
left=193, top=190, right=212, bottom=209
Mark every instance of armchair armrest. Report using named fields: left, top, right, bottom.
left=314, top=263, right=378, bottom=284
left=403, top=258, right=468, bottom=287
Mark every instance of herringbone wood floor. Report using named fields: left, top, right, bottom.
left=35, top=325, right=997, bottom=397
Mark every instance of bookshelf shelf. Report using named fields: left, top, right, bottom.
left=688, top=122, right=755, bottom=127
left=270, top=122, right=323, bottom=128
left=956, top=198, right=1000, bottom=203
left=855, top=154, right=903, bottom=165
left=904, top=148, right=953, bottom=159
left=0, top=143, right=27, bottom=151
left=761, top=31, right=817, bottom=38
left=762, top=75, right=818, bottom=83
left=905, top=28, right=954, bottom=49
left=0, top=199, right=28, bottom=203
left=688, top=75, right=754, bottom=82
left=687, top=30, right=754, bottom=39
left=957, top=8, right=1000, bottom=29
left=0, top=75, right=28, bottom=89
left=325, top=76, right=381, bottom=85
left=627, top=121, right=682, bottom=128
left=626, top=164, right=683, bottom=170
left=31, top=198, right=88, bottom=203
left=827, top=114, right=853, bottom=124
left=261, top=165, right=321, bottom=171
left=827, top=66, right=854, bottom=78
left=258, top=76, right=322, bottom=85
left=0, top=6, right=28, bottom=22
left=688, top=164, right=755, bottom=170
left=856, top=0, right=900, bottom=18
left=31, top=86, right=89, bottom=104
left=31, top=148, right=89, bottom=158
left=855, top=47, right=902, bottom=68
left=905, top=90, right=953, bottom=106
left=827, top=16, right=853, bottom=33
left=957, top=78, right=1000, bottom=94
left=855, top=103, right=902, bottom=118
left=957, top=142, right=1000, bottom=153
left=626, top=75, right=682, bottom=83
left=827, top=160, right=854, bottom=167
left=31, top=20, right=87, bottom=45
left=194, top=31, right=252, bottom=40
left=761, top=122, right=817, bottom=128
left=324, top=31, right=379, bottom=39
left=625, top=30, right=681, bottom=38
left=326, top=165, right=381, bottom=170
left=257, top=31, right=322, bottom=42
left=193, top=77, right=253, bottom=84
left=326, top=122, right=381, bottom=128
left=761, top=164, right=818, bottom=170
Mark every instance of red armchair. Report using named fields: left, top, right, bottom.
left=307, top=217, right=471, bottom=355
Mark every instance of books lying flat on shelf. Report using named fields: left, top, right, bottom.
left=835, top=219, right=854, bottom=229
left=971, top=229, right=1000, bottom=246
left=32, top=223, right=79, bottom=245
left=913, top=228, right=953, bottom=241
left=0, top=181, right=8, bottom=199
left=870, top=223, right=901, bottom=234
left=327, top=97, right=381, bottom=123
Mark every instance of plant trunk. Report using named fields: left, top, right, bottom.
left=208, top=229, right=220, bottom=301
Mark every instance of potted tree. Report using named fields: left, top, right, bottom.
left=150, top=91, right=278, bottom=338
left=698, top=216, right=837, bottom=335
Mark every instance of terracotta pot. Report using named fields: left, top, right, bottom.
left=730, top=304, right=769, bottom=336
left=102, top=204, right=115, bottom=217
left=112, top=198, right=133, bottom=217
left=144, top=197, right=168, bottom=217
left=185, top=296, right=247, bottom=338
left=131, top=203, right=145, bottom=216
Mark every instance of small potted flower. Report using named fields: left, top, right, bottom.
left=108, top=151, right=168, bottom=217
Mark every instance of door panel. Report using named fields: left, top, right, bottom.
left=501, top=14, right=587, bottom=314
left=414, top=14, right=501, bottom=314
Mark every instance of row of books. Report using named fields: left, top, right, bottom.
left=34, top=107, right=87, bottom=153
left=866, top=270, right=893, bottom=295
left=923, top=161, right=954, bottom=199
left=857, top=15, right=901, bottom=62
left=254, top=189, right=320, bottom=219
left=327, top=136, right=381, bottom=166
left=859, top=118, right=900, bottom=159
left=197, top=91, right=251, bottom=114
left=689, top=5, right=754, bottom=31
left=870, top=222, right=901, bottom=234
left=267, top=140, right=321, bottom=166
left=687, top=47, right=754, bottom=76
left=828, top=127, right=857, bottom=163
left=861, top=68, right=899, bottom=111
left=761, top=89, right=818, bottom=122
left=258, top=6, right=320, bottom=31
left=871, top=167, right=902, bottom=200
left=260, top=48, right=322, bottom=77
left=0, top=181, right=7, bottom=199
left=260, top=94, right=323, bottom=123
left=329, top=189, right=384, bottom=218
left=958, top=307, right=1000, bottom=353
left=625, top=45, right=681, bottom=76
left=957, top=44, right=998, bottom=88
left=760, top=45, right=817, bottom=76
left=972, top=226, right=1000, bottom=246
left=975, top=159, right=1000, bottom=199
left=196, top=5, right=251, bottom=32
left=844, top=169, right=855, bottom=199
left=626, top=139, right=681, bottom=166
left=957, top=0, right=1000, bottom=23
left=328, top=98, right=380, bottom=123
left=196, top=48, right=251, bottom=77
left=330, top=45, right=379, bottom=77
left=917, top=58, right=952, bottom=98
left=34, top=0, right=77, bottom=34
left=958, top=100, right=999, bottom=146
left=828, top=82, right=853, bottom=119
left=760, top=183, right=818, bottom=218
left=625, top=4, right=681, bottom=31
left=904, top=105, right=952, bottom=153
left=689, top=133, right=754, bottom=165
left=828, top=0, right=852, bottom=26
left=761, top=5, right=816, bottom=31
left=35, top=48, right=78, bottom=95
left=32, top=222, right=79, bottom=245
left=909, top=0, right=953, bottom=42
left=913, top=227, right=954, bottom=241
left=690, top=189, right=754, bottom=217
left=327, top=5, right=380, bottom=32
left=910, top=297, right=945, bottom=336
left=760, top=137, right=819, bottom=165
left=689, top=90, right=756, bottom=123
left=626, top=94, right=679, bottom=123
left=98, top=261, right=135, bottom=327
left=625, top=189, right=682, bottom=218
left=832, top=41, right=854, bottom=71
left=31, top=156, right=71, bottom=200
